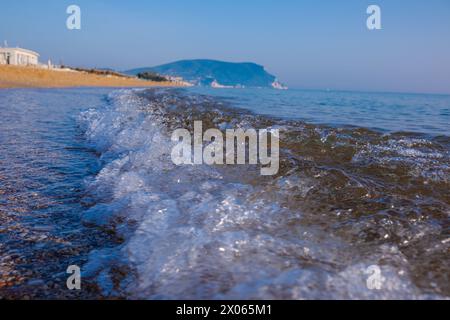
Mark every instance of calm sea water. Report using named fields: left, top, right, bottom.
left=0, top=87, right=448, bottom=299
left=189, top=87, right=450, bottom=136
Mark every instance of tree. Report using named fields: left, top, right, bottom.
left=136, top=72, right=167, bottom=82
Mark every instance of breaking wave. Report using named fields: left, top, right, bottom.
left=78, top=88, right=449, bottom=299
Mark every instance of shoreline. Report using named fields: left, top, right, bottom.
left=0, top=87, right=448, bottom=299
left=0, top=65, right=184, bottom=89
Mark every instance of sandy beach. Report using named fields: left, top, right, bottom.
left=0, top=65, right=182, bottom=89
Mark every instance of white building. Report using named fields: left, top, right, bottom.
left=0, top=47, right=40, bottom=66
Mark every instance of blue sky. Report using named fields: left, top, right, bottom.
left=1, top=0, right=449, bottom=94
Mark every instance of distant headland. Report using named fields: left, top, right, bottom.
left=125, top=59, right=288, bottom=90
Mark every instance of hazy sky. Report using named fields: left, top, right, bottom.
left=1, top=0, right=449, bottom=93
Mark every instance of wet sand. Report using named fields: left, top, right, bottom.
left=0, top=65, right=182, bottom=89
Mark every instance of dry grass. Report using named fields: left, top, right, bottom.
left=0, top=65, right=183, bottom=89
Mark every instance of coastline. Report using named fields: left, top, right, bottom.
left=0, top=65, right=184, bottom=89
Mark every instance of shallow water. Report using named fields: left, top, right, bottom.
left=0, top=88, right=114, bottom=298
left=0, top=87, right=449, bottom=299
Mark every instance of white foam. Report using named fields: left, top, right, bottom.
left=78, top=89, right=439, bottom=299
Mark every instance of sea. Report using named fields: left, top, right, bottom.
left=0, top=87, right=449, bottom=299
